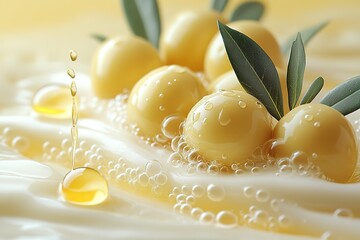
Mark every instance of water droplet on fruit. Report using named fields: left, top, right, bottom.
left=193, top=112, right=200, bottom=122
left=238, top=101, right=246, bottom=108
left=204, top=101, right=213, bottom=110
left=314, top=122, right=321, bottom=128
left=218, top=108, right=231, bottom=126
left=304, top=114, right=313, bottom=121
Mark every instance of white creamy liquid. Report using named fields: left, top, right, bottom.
left=1, top=1, right=360, bottom=239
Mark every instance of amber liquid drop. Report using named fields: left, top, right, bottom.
left=60, top=50, right=108, bottom=205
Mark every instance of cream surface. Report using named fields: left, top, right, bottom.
left=1, top=1, right=360, bottom=239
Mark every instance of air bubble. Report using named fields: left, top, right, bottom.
left=191, top=208, right=203, bottom=219
left=138, top=173, right=149, bottom=187
left=333, top=208, right=353, bottom=218
left=199, top=212, right=215, bottom=225
left=11, top=136, right=28, bottom=152
left=278, top=215, right=291, bottom=228
left=180, top=204, right=192, bottom=214
left=181, top=185, right=191, bottom=195
left=145, top=160, right=162, bottom=176
left=256, top=189, right=269, bottom=202
left=215, top=211, right=238, bottom=228
left=207, top=184, right=226, bottom=202
left=243, top=186, right=254, bottom=198
left=192, top=185, right=205, bottom=198
left=161, top=115, right=185, bottom=139
left=290, top=151, right=309, bottom=168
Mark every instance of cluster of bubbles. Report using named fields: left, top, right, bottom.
left=168, top=182, right=294, bottom=230
left=169, top=184, right=238, bottom=228
left=0, top=127, right=29, bottom=154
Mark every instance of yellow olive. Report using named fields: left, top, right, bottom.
left=160, top=10, right=224, bottom=72
left=272, top=103, right=358, bottom=183
left=204, top=20, right=284, bottom=81
left=127, top=65, right=206, bottom=138
left=207, top=71, right=244, bottom=94
left=183, top=90, right=273, bottom=165
left=91, top=36, right=162, bottom=99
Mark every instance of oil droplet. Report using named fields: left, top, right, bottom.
left=215, top=211, right=238, bottom=228
left=70, top=81, right=77, bottom=97
left=204, top=101, right=213, bottom=110
left=159, top=105, right=166, bottom=111
left=193, top=112, right=200, bottom=122
left=67, top=68, right=76, bottom=79
left=220, top=90, right=236, bottom=97
left=333, top=208, right=353, bottom=218
left=238, top=100, right=247, bottom=108
left=304, top=114, right=313, bottom=121
left=61, top=167, right=108, bottom=205
left=314, top=121, right=321, bottom=128
left=69, top=50, right=77, bottom=61
left=218, top=108, right=231, bottom=126
left=32, top=84, right=72, bottom=116
left=207, top=184, right=225, bottom=202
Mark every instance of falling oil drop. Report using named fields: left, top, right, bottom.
left=60, top=50, right=108, bottom=206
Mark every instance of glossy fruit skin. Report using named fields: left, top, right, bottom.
left=207, top=71, right=244, bottom=93
left=183, top=90, right=273, bottom=165
left=91, top=36, right=162, bottom=99
left=160, top=10, right=223, bottom=72
left=272, top=103, right=358, bottom=183
left=204, top=20, right=283, bottom=81
left=127, top=65, right=206, bottom=138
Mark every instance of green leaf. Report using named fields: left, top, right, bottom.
left=320, top=76, right=360, bottom=115
left=287, top=33, right=306, bottom=110
left=282, top=21, right=329, bottom=54
left=211, top=0, right=228, bottom=13
left=331, top=89, right=360, bottom=116
left=300, top=77, right=324, bottom=105
left=218, top=21, right=283, bottom=120
left=90, top=33, right=107, bottom=43
left=121, top=0, right=161, bottom=48
left=230, top=1, right=264, bottom=21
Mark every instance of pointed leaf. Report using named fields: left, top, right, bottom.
left=211, top=0, right=228, bottom=13
left=331, top=89, right=360, bottom=116
left=218, top=21, right=283, bottom=120
left=121, top=0, right=161, bottom=48
left=287, top=33, right=306, bottom=110
left=282, top=21, right=329, bottom=54
left=300, top=77, right=324, bottom=105
left=320, top=76, right=360, bottom=106
left=90, top=33, right=107, bottom=43
left=230, top=1, right=264, bottom=21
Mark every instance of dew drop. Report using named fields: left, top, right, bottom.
left=159, top=105, right=166, bottom=112
left=218, top=108, right=231, bottom=126
left=238, top=100, right=246, bottom=108
left=304, top=114, right=314, bottom=121
left=193, top=112, right=200, bottom=122
left=314, top=121, right=321, bottom=128
left=207, top=184, right=226, bottom=202
left=204, top=101, right=213, bottom=110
